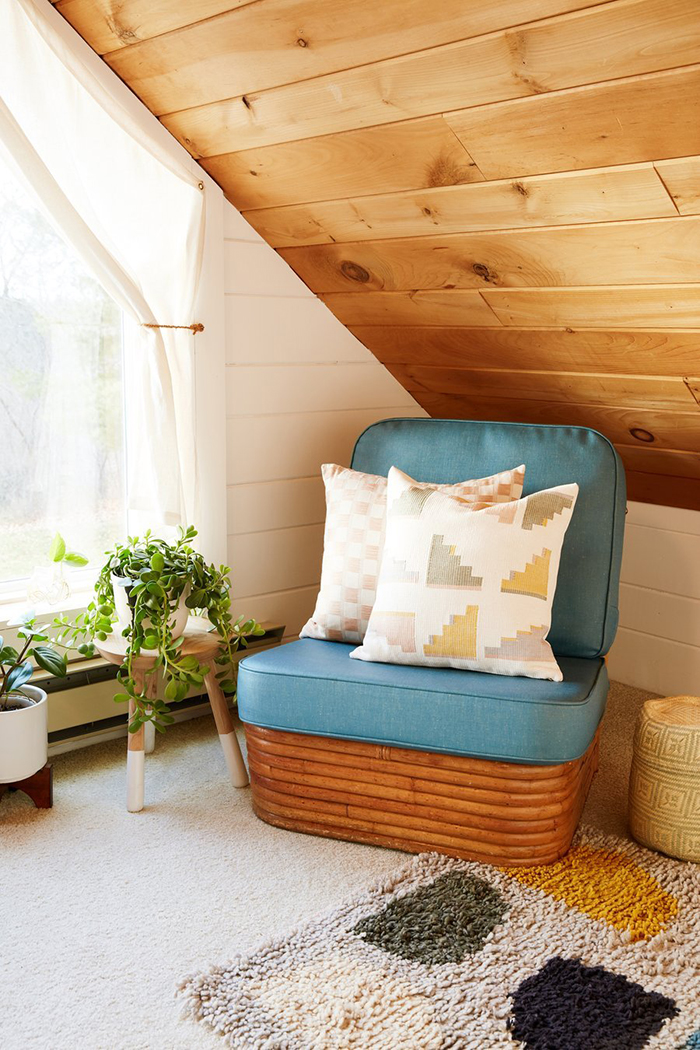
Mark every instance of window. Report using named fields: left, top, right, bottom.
left=0, top=152, right=126, bottom=593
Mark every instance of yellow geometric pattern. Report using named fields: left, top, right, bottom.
left=423, top=606, right=478, bottom=659
left=503, top=843, right=678, bottom=942
left=501, top=548, right=551, bottom=601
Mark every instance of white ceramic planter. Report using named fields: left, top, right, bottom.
left=0, top=684, right=48, bottom=784
left=111, top=574, right=190, bottom=642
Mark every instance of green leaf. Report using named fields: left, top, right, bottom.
left=179, top=655, right=199, bottom=671
left=6, top=661, right=33, bottom=692
left=31, top=646, right=67, bottom=678
left=0, top=646, right=20, bottom=664
left=174, top=681, right=189, bottom=703
left=142, top=634, right=159, bottom=650
left=164, top=679, right=179, bottom=701
left=150, top=552, right=164, bottom=573
left=49, top=533, right=66, bottom=563
left=64, top=551, right=88, bottom=567
left=127, top=721, right=141, bottom=734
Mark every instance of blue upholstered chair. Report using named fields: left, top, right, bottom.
left=238, top=418, right=626, bottom=866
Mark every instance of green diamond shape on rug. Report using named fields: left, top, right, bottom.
left=352, top=870, right=507, bottom=965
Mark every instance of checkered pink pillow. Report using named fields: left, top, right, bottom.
left=300, top=462, right=525, bottom=644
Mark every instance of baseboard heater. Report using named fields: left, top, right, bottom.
left=41, top=624, right=285, bottom=756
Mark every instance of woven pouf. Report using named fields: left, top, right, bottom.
left=629, top=695, right=700, bottom=862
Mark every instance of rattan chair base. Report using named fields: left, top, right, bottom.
left=244, top=724, right=600, bottom=867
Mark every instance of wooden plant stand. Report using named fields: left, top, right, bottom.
left=0, top=763, right=53, bottom=809
left=96, top=625, right=249, bottom=812
left=244, top=724, right=600, bottom=867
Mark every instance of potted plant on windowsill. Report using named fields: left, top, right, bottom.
left=53, top=526, right=263, bottom=736
left=0, top=616, right=68, bottom=784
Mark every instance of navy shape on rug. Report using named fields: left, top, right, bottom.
left=509, top=956, right=679, bottom=1050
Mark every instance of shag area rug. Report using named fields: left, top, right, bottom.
left=178, top=827, right=700, bottom=1049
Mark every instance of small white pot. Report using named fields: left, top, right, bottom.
left=111, top=573, right=190, bottom=642
left=0, top=684, right=48, bottom=784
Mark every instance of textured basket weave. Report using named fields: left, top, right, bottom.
left=629, top=696, right=700, bottom=862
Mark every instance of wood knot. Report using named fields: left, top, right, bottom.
left=242, top=95, right=252, bottom=110
left=340, top=261, right=370, bottom=283
left=106, top=17, right=139, bottom=43
left=513, top=182, right=528, bottom=197
left=629, top=427, right=655, bottom=443
left=422, top=206, right=433, bottom=216
left=296, top=37, right=308, bottom=47
left=472, top=262, right=498, bottom=284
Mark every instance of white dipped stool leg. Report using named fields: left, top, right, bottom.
left=205, top=671, right=249, bottom=788
left=126, top=750, right=145, bottom=812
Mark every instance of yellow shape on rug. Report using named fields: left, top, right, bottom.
left=503, top=843, right=677, bottom=942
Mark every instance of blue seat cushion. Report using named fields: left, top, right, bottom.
left=351, top=419, right=626, bottom=660
left=238, top=638, right=608, bottom=766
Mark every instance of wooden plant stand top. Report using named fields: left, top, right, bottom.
left=96, top=623, right=249, bottom=812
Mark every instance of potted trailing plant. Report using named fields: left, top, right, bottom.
left=0, top=615, right=68, bottom=784
left=53, top=526, right=263, bottom=736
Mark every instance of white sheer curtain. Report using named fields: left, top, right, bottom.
left=0, top=0, right=205, bottom=530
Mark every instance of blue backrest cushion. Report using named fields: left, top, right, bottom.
left=351, top=418, right=626, bottom=660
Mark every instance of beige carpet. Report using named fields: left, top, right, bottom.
left=0, top=680, right=653, bottom=1050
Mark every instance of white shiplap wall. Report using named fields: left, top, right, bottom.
left=222, top=205, right=699, bottom=691
left=608, top=502, right=700, bottom=697
left=223, top=203, right=425, bottom=638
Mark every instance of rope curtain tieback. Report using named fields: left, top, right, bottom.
left=141, top=322, right=205, bottom=333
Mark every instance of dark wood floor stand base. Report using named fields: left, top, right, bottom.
left=244, top=725, right=599, bottom=867
left=0, top=763, right=53, bottom=809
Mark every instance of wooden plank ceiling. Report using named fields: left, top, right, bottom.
left=57, top=0, right=700, bottom=508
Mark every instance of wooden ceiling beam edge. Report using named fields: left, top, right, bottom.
left=621, top=471, right=700, bottom=509
left=356, top=331, right=700, bottom=376
left=386, top=365, right=699, bottom=410
left=615, top=446, right=700, bottom=481
left=158, top=54, right=700, bottom=156
left=95, top=0, right=620, bottom=58
left=55, top=0, right=261, bottom=54
left=101, top=0, right=638, bottom=115
left=445, top=65, right=700, bottom=180
left=276, top=210, right=700, bottom=254
left=285, top=221, right=700, bottom=291
left=321, top=288, right=700, bottom=329
left=351, top=325, right=700, bottom=333
left=386, top=364, right=700, bottom=382
left=205, top=139, right=700, bottom=216
left=237, top=156, right=671, bottom=212
left=404, top=386, right=700, bottom=413
left=240, top=162, right=680, bottom=247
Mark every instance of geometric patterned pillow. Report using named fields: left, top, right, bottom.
left=300, top=461, right=525, bottom=645
left=350, top=467, right=578, bottom=681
